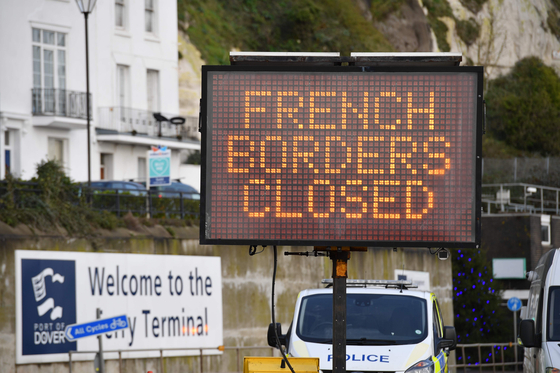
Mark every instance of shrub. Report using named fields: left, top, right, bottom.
left=485, top=57, right=560, bottom=156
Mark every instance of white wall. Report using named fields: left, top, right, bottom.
left=0, top=0, right=183, bottom=182
left=94, top=0, right=179, bottom=113
left=179, top=164, right=201, bottom=192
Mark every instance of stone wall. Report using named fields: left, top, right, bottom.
left=0, top=228, right=453, bottom=373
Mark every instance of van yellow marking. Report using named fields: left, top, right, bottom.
left=405, top=343, right=429, bottom=367
left=293, top=340, right=310, bottom=357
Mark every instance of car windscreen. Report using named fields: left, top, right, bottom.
left=547, top=286, right=560, bottom=341
left=296, top=293, right=427, bottom=345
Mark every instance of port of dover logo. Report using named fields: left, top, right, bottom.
left=21, top=259, right=76, bottom=355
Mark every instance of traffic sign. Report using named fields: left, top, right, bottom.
left=65, top=315, right=128, bottom=341
left=507, top=297, right=522, bottom=312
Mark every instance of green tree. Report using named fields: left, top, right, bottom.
left=485, top=57, right=560, bottom=156
left=452, top=248, right=510, bottom=344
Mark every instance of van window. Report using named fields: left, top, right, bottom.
left=526, top=249, right=556, bottom=331
left=296, top=294, right=427, bottom=345
left=547, top=287, right=560, bottom=341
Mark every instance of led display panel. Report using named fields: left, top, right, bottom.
left=201, top=66, right=483, bottom=247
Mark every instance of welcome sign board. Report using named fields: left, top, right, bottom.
left=16, top=251, right=223, bottom=364
left=200, top=66, right=483, bottom=248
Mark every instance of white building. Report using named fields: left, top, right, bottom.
left=0, top=0, right=200, bottom=184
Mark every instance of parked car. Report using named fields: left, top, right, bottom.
left=144, top=181, right=200, bottom=200
left=80, top=181, right=147, bottom=196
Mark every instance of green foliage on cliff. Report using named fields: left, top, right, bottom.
left=369, top=0, right=406, bottom=21
left=456, top=17, right=480, bottom=46
left=178, top=0, right=394, bottom=65
left=547, top=8, right=560, bottom=41
left=458, top=0, right=488, bottom=14
left=422, top=0, right=453, bottom=52
left=485, top=57, right=560, bottom=156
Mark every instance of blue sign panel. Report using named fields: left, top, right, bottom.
left=65, top=315, right=129, bottom=341
left=507, top=297, right=522, bottom=312
left=21, top=259, right=77, bottom=355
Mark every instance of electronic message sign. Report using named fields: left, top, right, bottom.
left=201, top=66, right=483, bottom=248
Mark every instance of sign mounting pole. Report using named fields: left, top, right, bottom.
left=96, top=308, right=105, bottom=373
left=331, top=248, right=350, bottom=373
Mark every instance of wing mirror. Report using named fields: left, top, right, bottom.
left=520, top=319, right=540, bottom=348
left=267, top=323, right=286, bottom=348
left=437, top=326, right=457, bottom=351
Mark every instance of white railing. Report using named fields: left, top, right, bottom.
left=97, top=107, right=198, bottom=139
left=482, top=183, right=560, bottom=215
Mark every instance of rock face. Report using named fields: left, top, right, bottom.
left=446, top=0, right=560, bottom=79
left=372, top=0, right=434, bottom=52
left=364, top=0, right=560, bottom=79
left=177, top=0, right=560, bottom=114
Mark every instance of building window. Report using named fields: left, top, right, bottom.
left=542, top=215, right=551, bottom=246
left=145, top=0, right=156, bottom=33
left=147, top=69, right=160, bottom=112
left=4, top=131, right=11, bottom=175
left=115, top=0, right=126, bottom=28
left=48, top=138, right=65, bottom=165
left=117, top=65, right=129, bottom=110
left=32, top=28, right=66, bottom=115
left=100, top=153, right=114, bottom=180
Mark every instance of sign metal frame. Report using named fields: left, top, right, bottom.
left=200, top=65, right=483, bottom=248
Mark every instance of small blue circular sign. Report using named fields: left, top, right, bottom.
left=507, top=297, right=522, bottom=312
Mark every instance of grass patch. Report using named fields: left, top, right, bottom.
left=179, top=0, right=394, bottom=65
left=369, top=0, right=406, bottom=21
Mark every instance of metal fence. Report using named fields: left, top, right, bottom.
left=451, top=342, right=523, bottom=373
left=97, top=107, right=192, bottom=138
left=65, top=343, right=522, bottom=373
left=32, top=88, right=90, bottom=119
left=0, top=182, right=200, bottom=220
left=483, top=158, right=560, bottom=184
left=67, top=346, right=276, bottom=373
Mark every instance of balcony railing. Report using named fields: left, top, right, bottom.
left=32, top=88, right=90, bottom=119
left=97, top=106, right=191, bottom=138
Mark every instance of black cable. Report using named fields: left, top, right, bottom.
left=428, top=247, right=443, bottom=255
left=272, top=246, right=296, bottom=373
left=249, top=245, right=265, bottom=256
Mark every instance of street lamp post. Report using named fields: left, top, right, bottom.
left=75, top=0, right=97, bottom=191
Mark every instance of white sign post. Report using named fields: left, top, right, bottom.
left=508, top=296, right=522, bottom=370
left=16, top=251, right=223, bottom=364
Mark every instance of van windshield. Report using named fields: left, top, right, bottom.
left=547, top=286, right=560, bottom=341
left=296, top=293, right=427, bottom=345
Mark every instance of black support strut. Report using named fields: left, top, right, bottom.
left=330, top=249, right=350, bottom=373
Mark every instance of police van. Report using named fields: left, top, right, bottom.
left=519, top=248, right=560, bottom=373
left=268, top=280, right=457, bottom=373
